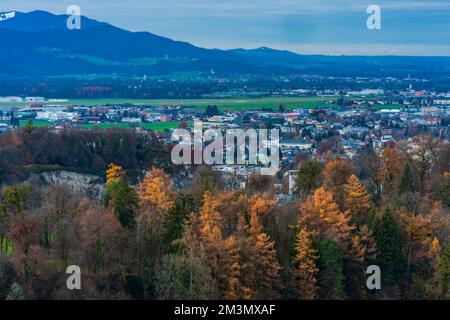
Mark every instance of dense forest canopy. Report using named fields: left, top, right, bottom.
left=0, top=124, right=168, bottom=184
left=0, top=126, right=449, bottom=299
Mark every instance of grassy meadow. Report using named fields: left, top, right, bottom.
left=0, top=96, right=338, bottom=111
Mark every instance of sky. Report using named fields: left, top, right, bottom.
left=1, top=0, right=450, bottom=56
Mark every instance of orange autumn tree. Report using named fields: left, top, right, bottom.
left=135, top=167, right=175, bottom=278
left=426, top=237, right=442, bottom=298
left=219, top=212, right=259, bottom=300
left=248, top=195, right=282, bottom=299
left=298, top=187, right=367, bottom=298
left=291, top=228, right=319, bottom=299
left=137, top=167, right=175, bottom=214
left=344, top=175, right=377, bottom=293
left=181, top=193, right=282, bottom=300
left=106, top=163, right=125, bottom=184
left=323, top=159, right=354, bottom=209
left=343, top=175, right=372, bottom=226
left=397, top=208, right=446, bottom=298
left=180, top=192, right=255, bottom=299
left=105, top=164, right=138, bottom=230
left=398, top=209, right=434, bottom=278
left=199, top=191, right=223, bottom=242
left=196, top=191, right=226, bottom=285
left=223, top=235, right=254, bottom=300
left=298, top=187, right=354, bottom=250
left=380, top=146, right=404, bottom=196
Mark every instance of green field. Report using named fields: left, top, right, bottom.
left=19, top=120, right=57, bottom=127
left=3, top=120, right=182, bottom=131
left=0, top=96, right=338, bottom=110
left=79, top=121, right=182, bottom=131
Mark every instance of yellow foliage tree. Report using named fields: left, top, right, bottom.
left=106, top=163, right=125, bottom=184
left=422, top=236, right=443, bottom=299
left=399, top=209, right=434, bottom=278
left=223, top=235, right=254, bottom=300
left=199, top=191, right=223, bottom=242
left=299, top=187, right=355, bottom=251
left=137, top=167, right=175, bottom=214
left=248, top=194, right=276, bottom=235
left=429, top=237, right=441, bottom=274
left=196, top=191, right=226, bottom=285
left=135, top=167, right=175, bottom=278
left=291, top=228, right=319, bottom=299
left=248, top=195, right=282, bottom=299
left=344, top=175, right=372, bottom=225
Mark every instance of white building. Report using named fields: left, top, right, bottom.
left=0, top=96, right=23, bottom=103
left=36, top=111, right=74, bottom=121
left=25, top=97, right=45, bottom=102
left=348, top=89, right=384, bottom=96
left=121, top=117, right=142, bottom=123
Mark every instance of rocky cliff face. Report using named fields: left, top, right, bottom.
left=30, top=170, right=106, bottom=200
left=20, top=167, right=191, bottom=200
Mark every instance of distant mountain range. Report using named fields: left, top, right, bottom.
left=1, top=10, right=450, bottom=79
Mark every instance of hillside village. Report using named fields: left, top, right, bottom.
left=2, top=89, right=450, bottom=194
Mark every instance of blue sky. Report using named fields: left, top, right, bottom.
left=2, top=0, right=450, bottom=55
